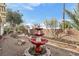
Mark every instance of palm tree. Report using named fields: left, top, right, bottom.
left=65, top=7, right=79, bottom=30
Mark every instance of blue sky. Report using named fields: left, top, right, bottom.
left=6, top=3, right=76, bottom=24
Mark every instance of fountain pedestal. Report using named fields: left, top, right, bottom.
left=31, top=38, right=48, bottom=54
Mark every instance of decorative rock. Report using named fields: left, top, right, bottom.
left=17, top=39, right=26, bottom=46
left=17, top=42, right=22, bottom=46
left=0, top=48, right=2, bottom=50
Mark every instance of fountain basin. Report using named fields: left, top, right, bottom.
left=31, top=38, right=48, bottom=45
left=34, top=32, right=44, bottom=36
left=31, top=38, right=48, bottom=54
left=24, top=47, right=51, bottom=56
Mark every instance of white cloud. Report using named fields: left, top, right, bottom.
left=6, top=3, right=19, bottom=8
left=22, top=5, right=33, bottom=10
left=27, top=3, right=41, bottom=7
left=6, top=3, right=41, bottom=11
left=21, top=3, right=41, bottom=10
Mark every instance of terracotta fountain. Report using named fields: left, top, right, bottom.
left=24, top=25, right=51, bottom=56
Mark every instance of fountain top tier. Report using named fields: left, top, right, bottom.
left=35, top=25, right=43, bottom=30
left=33, top=25, right=44, bottom=36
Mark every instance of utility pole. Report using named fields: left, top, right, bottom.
left=63, top=3, right=65, bottom=20
left=62, top=3, right=66, bottom=30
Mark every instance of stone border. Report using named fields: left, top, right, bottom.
left=24, top=47, right=51, bottom=56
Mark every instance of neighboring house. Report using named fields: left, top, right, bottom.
left=0, top=3, right=6, bottom=35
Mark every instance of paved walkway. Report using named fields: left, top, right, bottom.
left=0, top=35, right=79, bottom=56
left=46, top=42, right=79, bottom=56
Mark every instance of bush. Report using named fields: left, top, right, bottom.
left=16, top=25, right=28, bottom=35
left=4, top=26, right=13, bottom=34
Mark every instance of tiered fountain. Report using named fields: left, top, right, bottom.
left=24, top=25, right=51, bottom=56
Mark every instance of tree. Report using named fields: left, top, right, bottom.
left=44, top=19, right=50, bottom=29
left=6, top=9, right=23, bottom=34
left=6, top=9, right=23, bottom=26
left=44, top=18, right=58, bottom=29
left=65, top=8, right=79, bottom=30
left=59, top=20, right=72, bottom=30
left=44, top=18, right=59, bottom=39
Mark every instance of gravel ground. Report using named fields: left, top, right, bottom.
left=0, top=35, right=79, bottom=56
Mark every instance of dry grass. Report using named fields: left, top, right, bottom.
left=43, top=28, right=79, bottom=44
